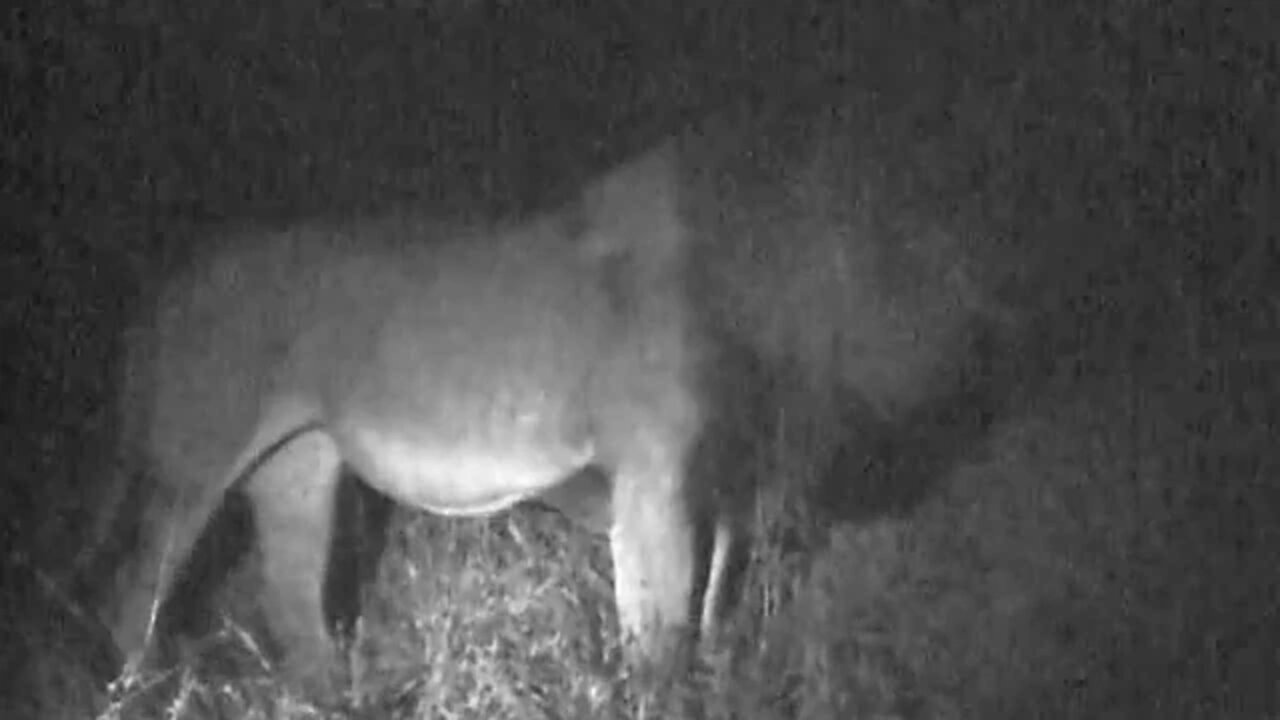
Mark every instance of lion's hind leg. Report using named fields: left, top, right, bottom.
left=244, top=428, right=346, bottom=700
left=106, top=461, right=237, bottom=679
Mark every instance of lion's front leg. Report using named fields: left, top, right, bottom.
left=609, top=459, right=699, bottom=678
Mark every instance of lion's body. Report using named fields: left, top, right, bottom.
left=100, top=104, right=1014, bottom=700
left=105, top=145, right=725, bottom=695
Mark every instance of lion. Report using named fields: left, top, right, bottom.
left=98, top=140, right=749, bottom=700
left=96, top=99, right=1013, bottom=704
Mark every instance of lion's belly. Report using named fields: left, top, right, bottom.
left=336, top=421, right=594, bottom=516
left=310, top=242, right=616, bottom=516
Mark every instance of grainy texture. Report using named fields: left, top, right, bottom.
left=3, top=2, right=1274, bottom=719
